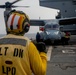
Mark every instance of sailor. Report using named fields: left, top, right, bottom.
left=0, top=10, right=47, bottom=75
left=36, top=32, right=41, bottom=42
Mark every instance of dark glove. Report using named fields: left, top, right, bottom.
left=35, top=42, right=47, bottom=53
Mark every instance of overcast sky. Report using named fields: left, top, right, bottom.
left=0, top=0, right=58, bottom=34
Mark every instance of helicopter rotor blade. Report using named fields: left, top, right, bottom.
left=0, top=5, right=6, bottom=8
left=0, top=0, right=29, bottom=9
left=11, top=5, right=30, bottom=8
left=11, top=0, right=21, bottom=5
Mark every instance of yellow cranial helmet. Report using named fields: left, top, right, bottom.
left=6, top=10, right=30, bottom=35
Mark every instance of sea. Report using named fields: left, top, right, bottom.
left=25, top=33, right=36, bottom=40
left=0, top=33, right=36, bottom=40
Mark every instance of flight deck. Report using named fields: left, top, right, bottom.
left=46, top=35, right=76, bottom=75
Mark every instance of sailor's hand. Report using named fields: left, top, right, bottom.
left=36, top=42, right=47, bottom=53
left=35, top=42, right=47, bottom=53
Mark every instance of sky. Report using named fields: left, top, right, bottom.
left=0, top=0, right=58, bottom=34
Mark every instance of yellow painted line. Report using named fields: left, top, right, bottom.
left=47, top=46, right=53, bottom=61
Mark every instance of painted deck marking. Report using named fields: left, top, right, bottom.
left=47, top=46, right=53, bottom=61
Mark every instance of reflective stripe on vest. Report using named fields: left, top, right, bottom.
left=0, top=38, right=27, bottom=46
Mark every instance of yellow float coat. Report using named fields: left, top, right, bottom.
left=0, top=34, right=47, bottom=75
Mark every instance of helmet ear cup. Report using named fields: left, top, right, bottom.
left=23, top=21, right=30, bottom=33
left=24, top=24, right=30, bottom=33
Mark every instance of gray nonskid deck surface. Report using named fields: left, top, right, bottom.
left=47, top=45, right=76, bottom=75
